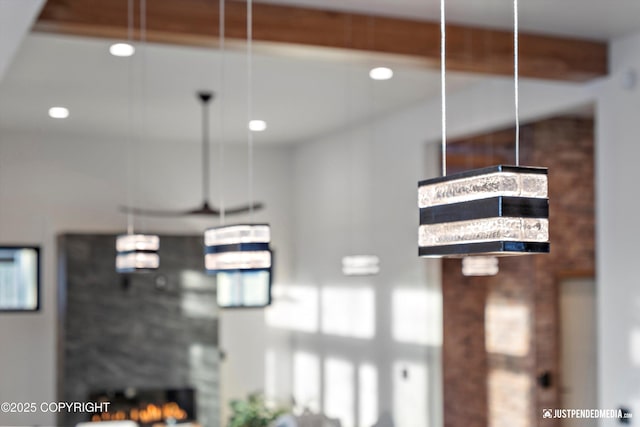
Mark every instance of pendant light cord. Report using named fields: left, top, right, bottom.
left=514, top=0, right=520, bottom=166
left=440, top=0, right=447, bottom=176
left=346, top=15, right=355, bottom=255
left=247, top=0, right=254, bottom=220
left=139, top=0, right=147, bottom=232
left=218, top=0, right=226, bottom=224
left=126, top=0, right=135, bottom=235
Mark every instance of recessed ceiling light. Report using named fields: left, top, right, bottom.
left=109, top=43, right=135, bottom=57
left=249, top=120, right=267, bottom=132
left=48, top=107, right=69, bottom=119
left=369, top=67, right=394, bottom=81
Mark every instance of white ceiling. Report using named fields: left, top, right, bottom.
left=0, top=33, right=479, bottom=146
left=1, top=0, right=635, bottom=146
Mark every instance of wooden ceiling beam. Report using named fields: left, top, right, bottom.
left=34, top=0, right=607, bottom=82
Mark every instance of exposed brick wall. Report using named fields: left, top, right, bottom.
left=531, top=118, right=596, bottom=425
left=442, top=117, right=595, bottom=427
left=442, top=260, right=489, bottom=427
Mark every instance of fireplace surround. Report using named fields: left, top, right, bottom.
left=58, top=234, right=220, bottom=427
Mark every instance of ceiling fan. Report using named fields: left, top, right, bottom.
left=120, top=91, right=264, bottom=217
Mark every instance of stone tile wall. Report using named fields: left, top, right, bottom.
left=58, top=234, right=220, bottom=427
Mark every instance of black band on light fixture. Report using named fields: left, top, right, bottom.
left=205, top=242, right=270, bottom=254
left=419, top=196, right=549, bottom=225
left=419, top=241, right=549, bottom=257
left=117, top=249, right=159, bottom=255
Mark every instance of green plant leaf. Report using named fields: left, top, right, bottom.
left=227, top=392, right=290, bottom=427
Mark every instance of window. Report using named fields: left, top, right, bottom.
left=0, top=247, right=40, bottom=312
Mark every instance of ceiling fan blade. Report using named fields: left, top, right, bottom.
left=187, top=205, right=221, bottom=216
left=223, top=202, right=265, bottom=215
left=119, top=205, right=192, bottom=218
left=120, top=202, right=263, bottom=217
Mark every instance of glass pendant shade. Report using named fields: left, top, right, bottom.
left=204, top=224, right=272, bottom=272
left=342, top=255, right=381, bottom=276
left=115, top=234, right=160, bottom=273
left=462, top=256, right=499, bottom=276
left=418, top=165, right=549, bottom=257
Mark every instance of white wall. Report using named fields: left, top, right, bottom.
left=0, top=0, right=44, bottom=80
left=0, top=128, right=293, bottom=426
left=280, top=110, right=443, bottom=427
left=261, top=74, right=597, bottom=427
left=595, top=30, right=640, bottom=426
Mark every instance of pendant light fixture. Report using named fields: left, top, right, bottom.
left=116, top=234, right=160, bottom=272
left=205, top=224, right=271, bottom=271
left=340, top=16, right=381, bottom=277
left=417, top=0, right=549, bottom=258
left=462, top=255, right=499, bottom=276
left=204, top=0, right=273, bottom=307
left=116, top=0, right=159, bottom=273
left=342, top=255, right=380, bottom=276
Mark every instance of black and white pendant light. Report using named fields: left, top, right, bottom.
left=417, top=0, right=549, bottom=259
left=116, top=234, right=160, bottom=273
left=204, top=0, right=273, bottom=307
left=204, top=224, right=271, bottom=272
left=418, top=165, right=549, bottom=257
left=342, top=255, right=380, bottom=276
left=116, top=0, right=159, bottom=274
left=340, top=17, right=381, bottom=277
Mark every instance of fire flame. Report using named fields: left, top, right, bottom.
left=91, top=401, right=188, bottom=424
